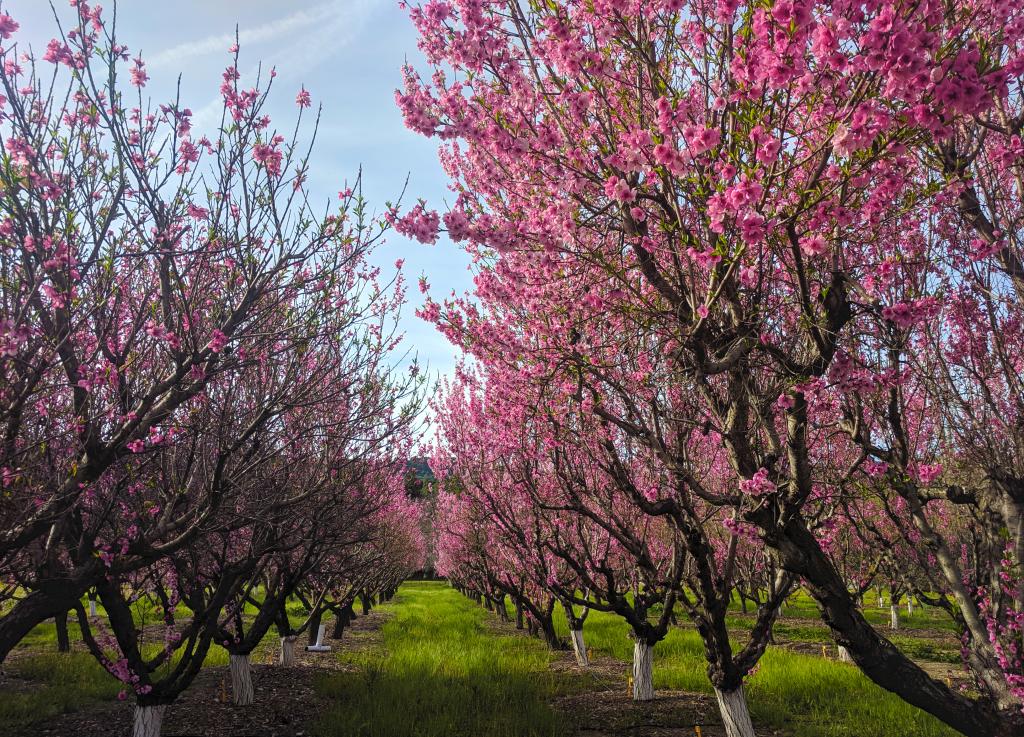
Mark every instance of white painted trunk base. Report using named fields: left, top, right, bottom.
left=280, top=636, right=297, bottom=666
left=569, top=629, right=589, bottom=667
left=632, top=641, right=654, bottom=701
left=907, top=599, right=914, bottom=616
left=890, top=604, right=900, bottom=631
left=229, top=654, right=254, bottom=706
left=133, top=705, right=166, bottom=737
left=714, top=686, right=757, bottom=737
left=88, top=599, right=97, bottom=618
left=837, top=645, right=852, bottom=663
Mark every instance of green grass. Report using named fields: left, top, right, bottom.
left=771, top=591, right=958, bottom=632
left=888, top=635, right=961, bottom=664
left=0, top=591, right=315, bottom=730
left=0, top=652, right=122, bottom=729
left=0, top=585, right=965, bottom=737
left=550, top=606, right=958, bottom=737
left=746, top=649, right=958, bottom=737
left=313, top=581, right=587, bottom=737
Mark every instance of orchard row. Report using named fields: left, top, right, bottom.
left=0, top=5, right=425, bottom=737
left=407, top=3, right=1024, bottom=737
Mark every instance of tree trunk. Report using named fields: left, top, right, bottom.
left=514, top=598, right=524, bottom=629
left=332, top=612, right=345, bottom=639
left=714, top=686, right=757, bottom=737
left=229, top=654, right=254, bottom=706
left=632, top=640, right=655, bottom=701
left=279, top=636, right=297, bottom=666
left=890, top=604, right=900, bottom=631
left=55, top=610, right=70, bottom=653
left=132, top=704, right=166, bottom=737
left=360, top=592, right=371, bottom=616
left=570, top=629, right=589, bottom=667
left=907, top=598, right=914, bottom=617
left=0, top=585, right=88, bottom=663
left=307, top=608, right=323, bottom=647
left=541, top=617, right=561, bottom=650
left=759, top=515, right=1006, bottom=737
left=88, top=595, right=97, bottom=619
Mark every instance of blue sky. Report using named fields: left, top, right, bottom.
left=5, top=0, right=471, bottom=381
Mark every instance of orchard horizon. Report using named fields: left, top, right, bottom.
left=2, top=2, right=1024, bottom=737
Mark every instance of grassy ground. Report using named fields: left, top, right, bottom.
left=0, top=651, right=122, bottom=728
left=0, top=595, right=316, bottom=731
left=313, top=582, right=960, bottom=737
left=547, top=605, right=959, bottom=737
left=0, top=584, right=967, bottom=737
left=313, top=581, right=590, bottom=737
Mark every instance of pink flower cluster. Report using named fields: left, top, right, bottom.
left=394, top=203, right=441, bottom=245
left=740, top=468, right=776, bottom=496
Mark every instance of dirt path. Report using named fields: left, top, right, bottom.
left=21, top=607, right=392, bottom=737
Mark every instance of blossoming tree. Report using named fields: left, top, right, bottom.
left=400, top=0, right=1024, bottom=734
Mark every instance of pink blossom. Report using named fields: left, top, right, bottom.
left=0, top=13, right=19, bottom=40
left=129, top=57, right=148, bottom=88
left=208, top=329, right=228, bottom=353
left=603, top=175, right=635, bottom=203
left=776, top=394, right=795, bottom=410
left=800, top=235, right=827, bottom=257
left=740, top=468, right=776, bottom=496
left=394, top=203, right=440, bottom=245
left=252, top=143, right=283, bottom=176
left=913, top=463, right=943, bottom=486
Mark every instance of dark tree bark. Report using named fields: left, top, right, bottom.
left=331, top=603, right=355, bottom=640
left=759, top=513, right=1017, bottom=737
left=306, top=607, right=323, bottom=647
left=0, top=579, right=91, bottom=663
left=55, top=610, right=70, bottom=653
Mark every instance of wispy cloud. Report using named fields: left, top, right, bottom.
left=165, top=0, right=384, bottom=129
left=147, top=0, right=381, bottom=71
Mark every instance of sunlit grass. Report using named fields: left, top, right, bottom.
left=553, top=606, right=958, bottom=737
left=0, top=590, right=315, bottom=731
left=314, top=581, right=587, bottom=737
left=1, top=584, right=964, bottom=737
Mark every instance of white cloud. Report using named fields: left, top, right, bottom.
left=166, top=0, right=384, bottom=129
left=147, top=0, right=381, bottom=71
